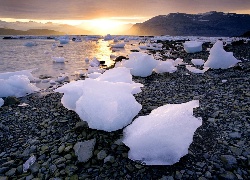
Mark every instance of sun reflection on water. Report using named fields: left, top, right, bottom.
left=89, top=40, right=114, bottom=67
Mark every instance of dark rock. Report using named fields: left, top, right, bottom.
left=219, top=171, right=236, bottom=180
left=115, top=56, right=127, bottom=62
left=3, top=96, right=20, bottom=106
left=130, top=49, right=140, bottom=52
left=39, top=75, right=52, bottom=79
left=0, top=167, right=9, bottom=174
left=220, top=155, right=237, bottom=169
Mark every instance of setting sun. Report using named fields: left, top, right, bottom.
left=87, top=19, right=125, bottom=35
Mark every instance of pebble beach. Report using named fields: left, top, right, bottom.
left=0, top=40, right=250, bottom=179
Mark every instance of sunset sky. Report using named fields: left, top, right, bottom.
left=0, top=0, right=250, bottom=34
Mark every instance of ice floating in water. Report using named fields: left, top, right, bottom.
left=154, top=60, right=177, bottom=73
left=183, top=41, right=203, bottom=53
left=23, top=155, right=36, bottom=172
left=104, top=34, right=113, bottom=41
left=186, top=65, right=209, bottom=74
left=123, top=100, right=202, bottom=165
left=191, top=59, right=205, bottom=66
left=52, top=57, right=65, bottom=63
left=122, top=52, right=157, bottom=77
left=204, top=40, right=241, bottom=69
left=0, top=98, right=4, bottom=107
left=24, top=42, right=37, bottom=47
left=59, top=35, right=70, bottom=44
left=89, top=57, right=100, bottom=67
left=111, top=43, right=125, bottom=48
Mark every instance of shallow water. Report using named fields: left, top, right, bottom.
left=0, top=36, right=143, bottom=81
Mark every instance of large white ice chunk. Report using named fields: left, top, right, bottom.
left=97, top=67, right=133, bottom=83
left=75, top=79, right=142, bottom=132
left=204, top=41, right=241, bottom=69
left=154, top=60, right=177, bottom=73
left=55, top=67, right=143, bottom=112
left=123, top=52, right=157, bottom=77
left=183, top=41, right=203, bottom=53
left=0, top=98, right=4, bottom=107
left=97, top=67, right=143, bottom=94
left=0, top=75, right=40, bottom=98
left=54, top=80, right=85, bottom=110
left=123, top=100, right=202, bottom=165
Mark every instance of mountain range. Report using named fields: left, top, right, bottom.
left=0, top=20, right=92, bottom=35
left=128, top=11, right=250, bottom=37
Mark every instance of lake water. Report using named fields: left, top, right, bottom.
left=0, top=36, right=145, bottom=82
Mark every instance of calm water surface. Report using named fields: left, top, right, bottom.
left=0, top=36, right=143, bottom=81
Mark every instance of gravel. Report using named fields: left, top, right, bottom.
left=0, top=41, right=249, bottom=179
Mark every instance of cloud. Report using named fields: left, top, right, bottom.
left=0, top=0, right=249, bottom=20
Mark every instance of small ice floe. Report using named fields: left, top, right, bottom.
left=104, top=34, right=113, bottom=41
left=222, top=79, right=227, bottom=83
left=0, top=98, right=4, bottom=107
left=51, top=43, right=57, bottom=49
left=24, top=42, right=37, bottom=47
left=89, top=57, right=100, bottom=67
left=59, top=35, right=70, bottom=44
left=56, top=74, right=68, bottom=83
left=183, top=41, right=203, bottom=53
left=111, top=43, right=125, bottom=48
left=121, top=52, right=157, bottom=77
left=23, top=155, right=36, bottom=172
left=139, top=45, right=147, bottom=49
left=154, top=60, right=177, bottom=73
left=204, top=40, right=241, bottom=69
left=123, top=100, right=202, bottom=165
left=52, top=57, right=65, bottom=63
left=191, top=59, right=205, bottom=66
left=75, top=70, right=85, bottom=77
left=49, top=80, right=56, bottom=84
left=186, top=65, right=209, bottom=74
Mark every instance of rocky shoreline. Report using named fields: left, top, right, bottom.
left=0, top=41, right=250, bottom=179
